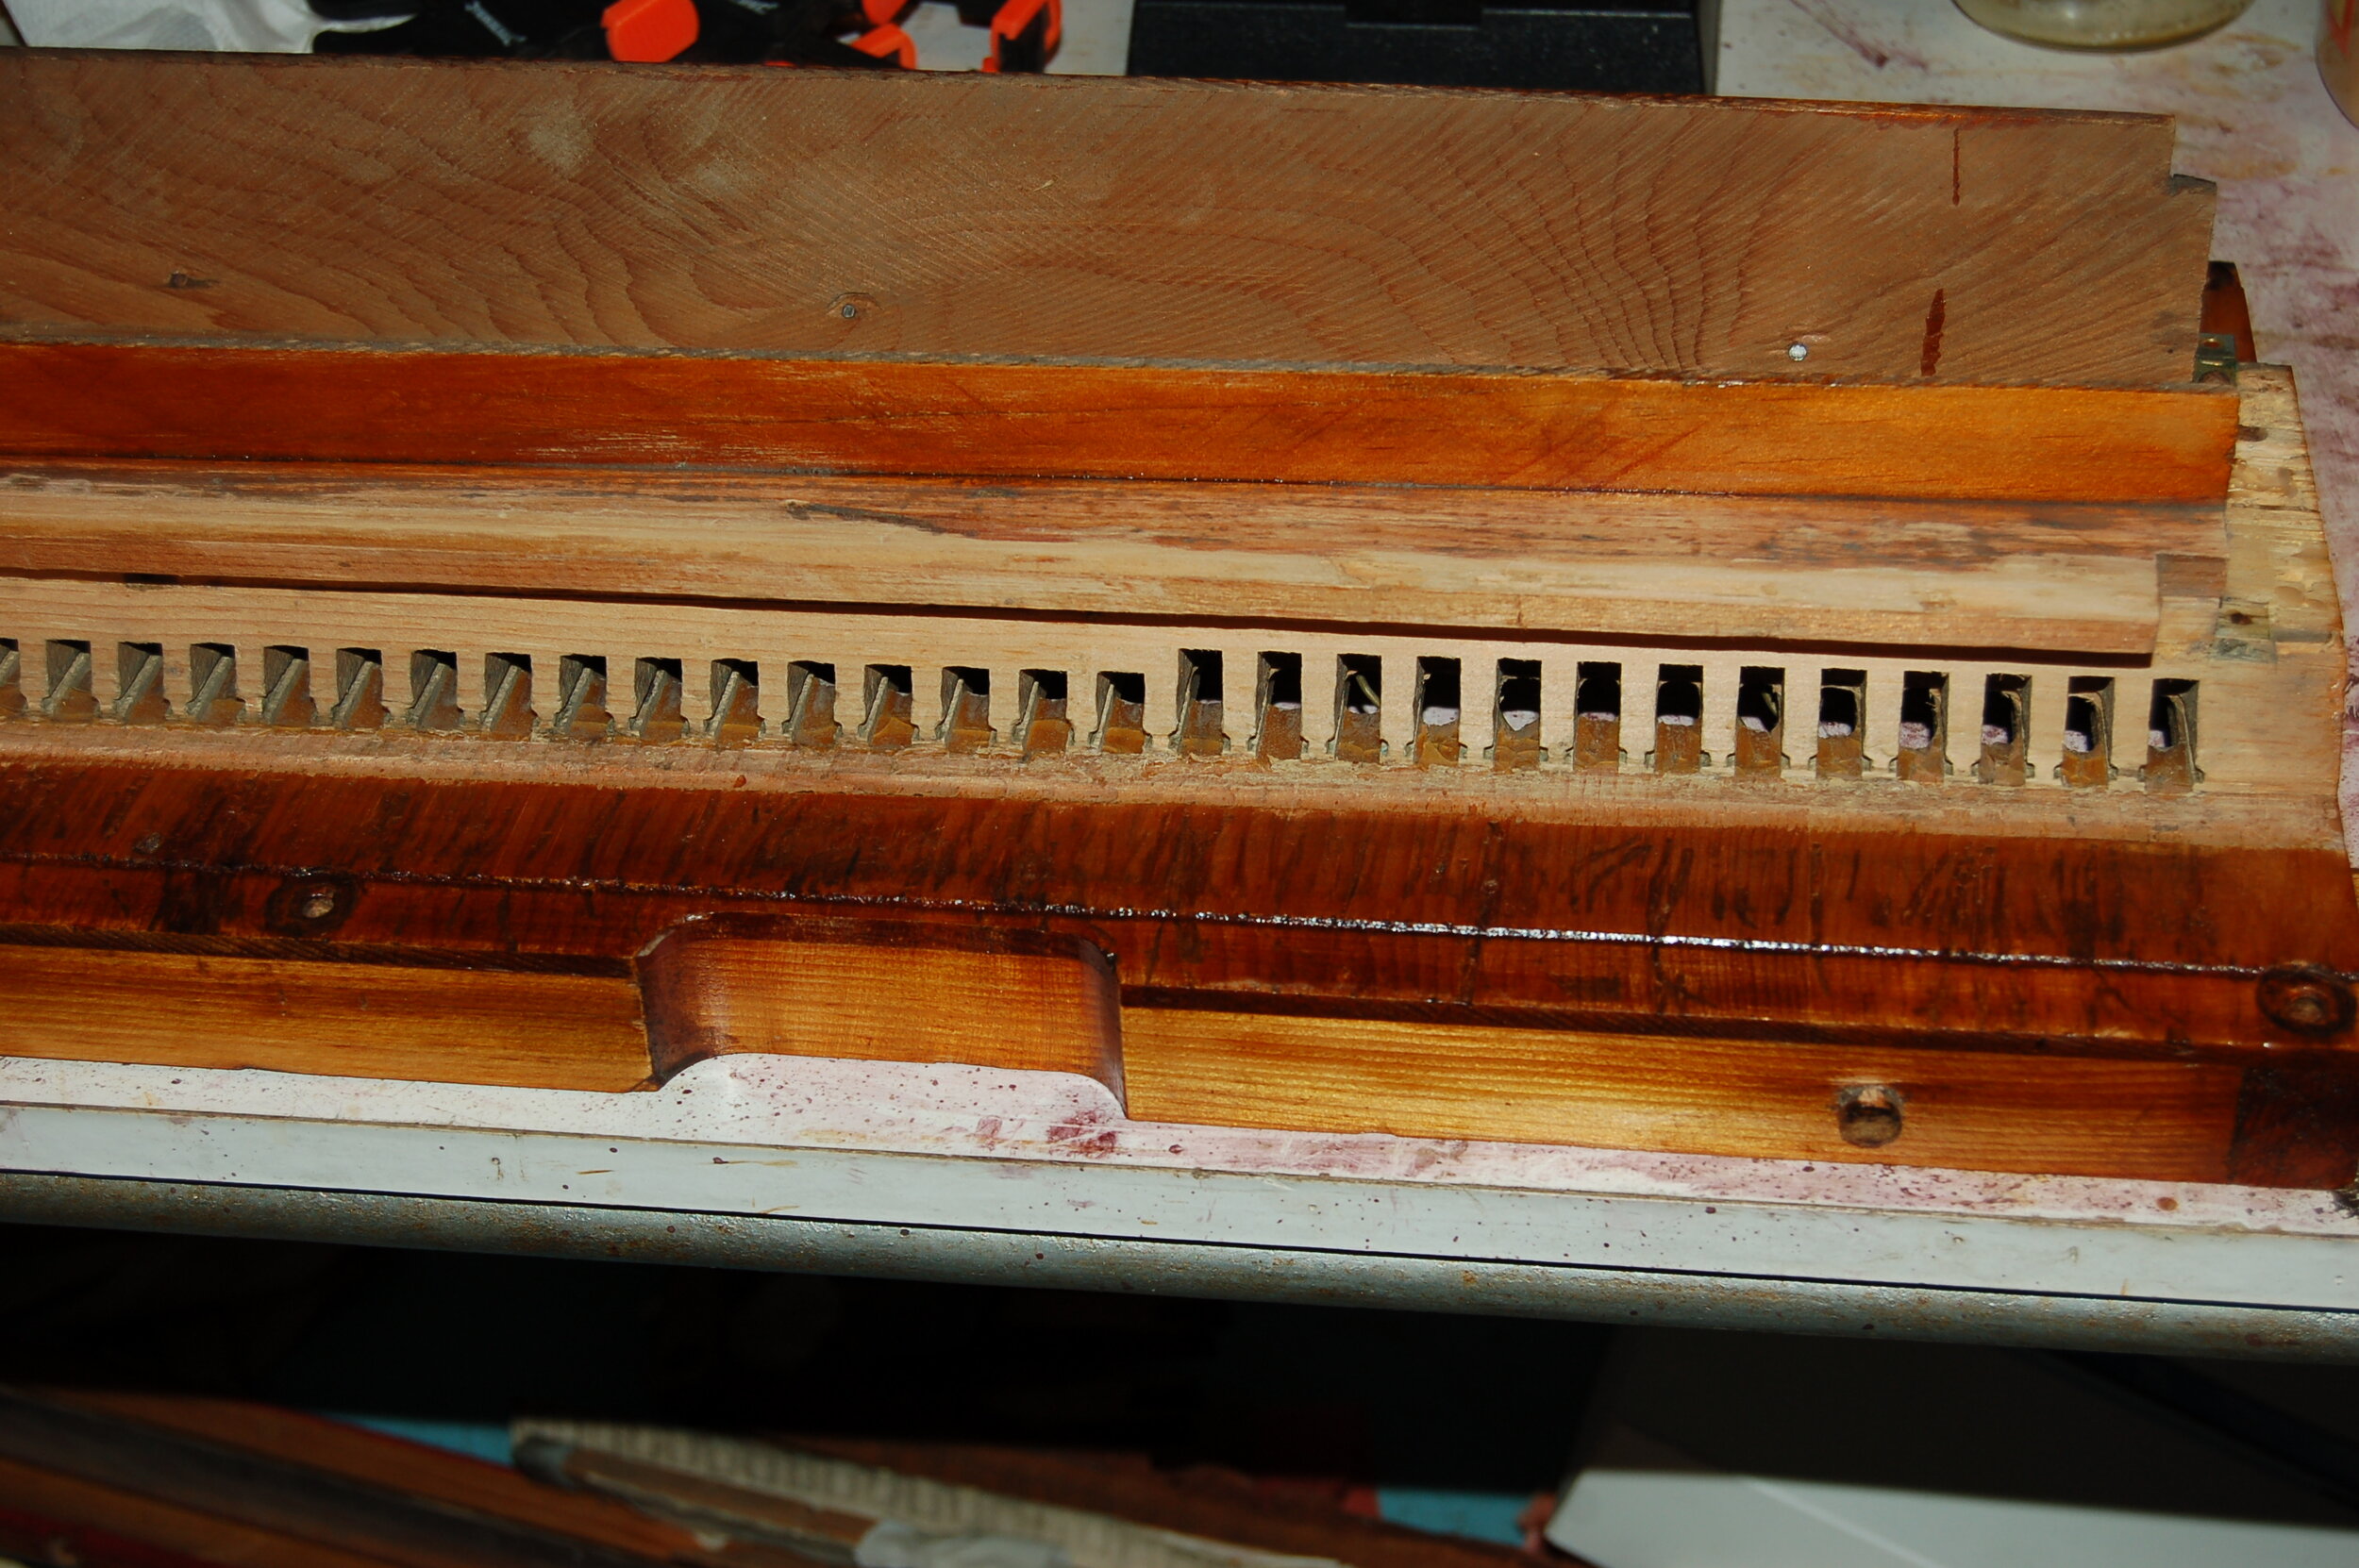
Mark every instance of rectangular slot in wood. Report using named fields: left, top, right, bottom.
left=330, top=647, right=387, bottom=731
left=2145, top=677, right=2200, bottom=793
left=1492, top=659, right=1543, bottom=772
left=551, top=654, right=610, bottom=741
left=405, top=648, right=462, bottom=732
left=187, top=642, right=243, bottom=727
left=708, top=658, right=762, bottom=748
left=1816, top=668, right=1866, bottom=780
left=1016, top=669, right=1070, bottom=759
left=1574, top=661, right=1621, bottom=772
left=938, top=666, right=994, bottom=753
left=1254, top=653, right=1304, bottom=762
left=479, top=651, right=534, bottom=740
left=42, top=641, right=94, bottom=724
left=1978, top=673, right=2031, bottom=786
left=1333, top=655, right=1383, bottom=764
left=1414, top=657, right=1462, bottom=768
left=1094, top=670, right=1147, bottom=755
left=784, top=659, right=837, bottom=749
left=260, top=644, right=315, bottom=729
left=1732, top=665, right=1784, bottom=777
left=2061, top=676, right=2116, bottom=789
left=1174, top=649, right=1226, bottom=759
left=630, top=657, right=686, bottom=744
left=0, top=640, right=21, bottom=721
left=1651, top=663, right=1704, bottom=775
left=860, top=663, right=915, bottom=751
left=1897, top=670, right=1949, bottom=784
left=114, top=642, right=167, bottom=726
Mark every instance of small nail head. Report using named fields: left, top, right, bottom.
left=300, top=889, right=338, bottom=921
left=1787, top=342, right=1810, bottom=361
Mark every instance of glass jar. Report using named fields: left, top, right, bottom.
left=1954, top=0, right=2256, bottom=49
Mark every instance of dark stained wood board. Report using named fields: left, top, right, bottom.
left=0, top=753, right=2350, bottom=1043
left=0, top=341, right=2240, bottom=505
left=0, top=54, right=2213, bottom=387
left=0, top=457, right=2226, bottom=656
left=0, top=753, right=2351, bottom=1182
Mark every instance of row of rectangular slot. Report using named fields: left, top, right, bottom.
left=0, top=640, right=2202, bottom=792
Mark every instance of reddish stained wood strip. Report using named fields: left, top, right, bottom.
left=0, top=342, right=2240, bottom=504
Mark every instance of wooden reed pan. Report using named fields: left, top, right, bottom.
left=0, top=54, right=2348, bottom=1188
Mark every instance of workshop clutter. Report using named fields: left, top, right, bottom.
left=310, top=0, right=1062, bottom=71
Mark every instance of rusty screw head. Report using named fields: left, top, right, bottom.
left=1835, top=1084, right=1905, bottom=1148
left=2257, top=966, right=2356, bottom=1037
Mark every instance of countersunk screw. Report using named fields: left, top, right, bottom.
left=2258, top=966, right=2356, bottom=1036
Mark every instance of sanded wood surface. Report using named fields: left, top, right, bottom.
left=0, top=942, right=649, bottom=1090
left=637, top=916, right=1123, bottom=1093
left=0, top=458, right=2217, bottom=655
left=0, top=54, right=2213, bottom=387
left=1121, top=1008, right=2247, bottom=1181
left=0, top=341, right=2241, bottom=504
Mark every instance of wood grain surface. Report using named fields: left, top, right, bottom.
left=0, top=54, right=2213, bottom=386
left=0, top=751, right=2349, bottom=1181
left=0, top=457, right=2219, bottom=655
left=637, top=915, right=1123, bottom=1092
left=1121, top=1007, right=2247, bottom=1181
left=0, top=941, right=649, bottom=1090
left=0, top=341, right=2240, bottom=504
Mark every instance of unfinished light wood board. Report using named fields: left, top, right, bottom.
left=0, top=459, right=2223, bottom=654
left=0, top=942, right=649, bottom=1090
left=636, top=917, right=1125, bottom=1093
left=0, top=341, right=2240, bottom=504
left=0, top=54, right=2214, bottom=386
left=1119, top=1009, right=2248, bottom=1182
